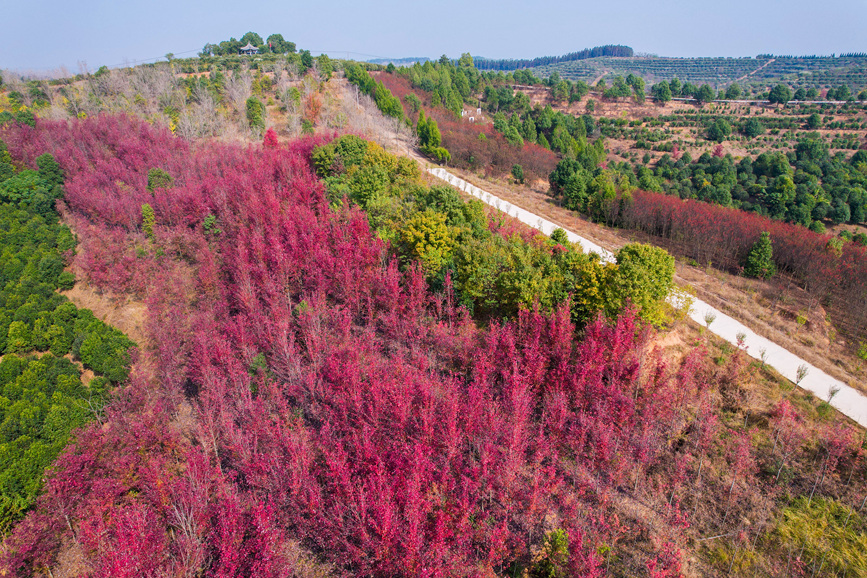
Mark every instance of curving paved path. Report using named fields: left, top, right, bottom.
left=428, top=167, right=867, bottom=428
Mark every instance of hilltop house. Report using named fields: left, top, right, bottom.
left=239, top=43, right=259, bottom=56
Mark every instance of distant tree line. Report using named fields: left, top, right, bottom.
left=757, top=53, right=867, bottom=59
left=473, top=45, right=634, bottom=71
left=201, top=31, right=297, bottom=57
left=552, top=137, right=867, bottom=231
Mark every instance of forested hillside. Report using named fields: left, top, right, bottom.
left=528, top=54, right=867, bottom=94
left=0, top=111, right=859, bottom=578
left=474, top=45, right=634, bottom=72
left=0, top=130, right=134, bottom=535
left=0, top=39, right=866, bottom=578
left=358, top=56, right=867, bottom=358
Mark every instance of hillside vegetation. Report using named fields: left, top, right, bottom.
left=0, top=130, right=135, bottom=535
left=361, top=57, right=867, bottom=360
left=0, top=111, right=859, bottom=578
left=0, top=41, right=865, bottom=578
left=529, top=55, right=867, bottom=94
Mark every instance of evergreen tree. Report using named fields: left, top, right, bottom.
left=651, top=81, right=672, bottom=102
left=768, top=84, right=793, bottom=105
left=245, top=97, right=265, bottom=133
left=146, top=168, right=173, bottom=192
left=725, top=83, right=742, bottom=100
left=141, top=203, right=155, bottom=240
left=743, top=232, right=776, bottom=279
left=695, top=84, right=716, bottom=104
left=417, top=110, right=441, bottom=150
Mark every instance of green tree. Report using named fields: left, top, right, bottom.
left=404, top=93, right=422, bottom=113
left=725, top=83, right=742, bottom=100
left=651, top=81, right=672, bottom=102
left=605, top=243, right=675, bottom=325
left=300, top=50, right=314, bottom=73
left=504, top=125, right=524, bottom=146
left=511, top=164, right=524, bottom=184
left=348, top=164, right=389, bottom=207
left=695, top=84, right=716, bottom=104
left=141, top=203, right=155, bottom=240
left=586, top=171, right=618, bottom=224
left=6, top=321, right=31, bottom=353
left=548, top=159, right=582, bottom=195
left=706, top=118, right=731, bottom=142
left=146, top=168, right=173, bottom=192
left=35, top=154, right=63, bottom=190
left=399, top=211, right=455, bottom=276
left=627, top=75, right=645, bottom=101
left=417, top=109, right=441, bottom=150
left=240, top=32, right=264, bottom=48
left=266, top=34, right=295, bottom=54
left=762, top=174, right=796, bottom=219
left=768, top=84, right=793, bottom=105
left=521, top=117, right=537, bottom=143
left=830, top=198, right=851, bottom=225
left=317, top=55, right=333, bottom=80
left=806, top=113, right=822, bottom=129
left=563, top=172, right=589, bottom=211
left=246, top=96, right=265, bottom=133
left=743, top=231, right=776, bottom=279
left=605, top=76, right=631, bottom=99
left=529, top=529, right=570, bottom=578
left=742, top=118, right=765, bottom=139
left=831, top=85, right=852, bottom=101
left=552, top=81, right=570, bottom=102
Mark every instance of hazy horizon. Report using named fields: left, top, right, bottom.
left=2, top=0, right=865, bottom=73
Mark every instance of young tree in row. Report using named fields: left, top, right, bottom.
left=743, top=231, right=776, bottom=279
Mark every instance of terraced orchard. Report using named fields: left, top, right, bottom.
left=530, top=55, right=867, bottom=92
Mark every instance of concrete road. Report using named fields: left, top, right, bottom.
left=428, top=167, right=867, bottom=428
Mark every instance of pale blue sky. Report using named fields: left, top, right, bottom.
left=2, top=0, right=866, bottom=73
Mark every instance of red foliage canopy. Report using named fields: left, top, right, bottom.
left=616, top=189, right=867, bottom=340
left=375, top=72, right=558, bottom=180
left=1, top=115, right=707, bottom=576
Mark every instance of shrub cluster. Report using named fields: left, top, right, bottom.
left=0, top=138, right=134, bottom=531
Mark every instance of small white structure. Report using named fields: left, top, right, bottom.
left=476, top=107, right=481, bottom=114
left=239, top=43, right=259, bottom=56
left=469, top=117, right=474, bottom=122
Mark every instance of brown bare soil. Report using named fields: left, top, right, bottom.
left=51, top=537, right=91, bottom=578
left=59, top=215, right=149, bottom=348
left=440, top=166, right=867, bottom=395
left=61, top=282, right=147, bottom=347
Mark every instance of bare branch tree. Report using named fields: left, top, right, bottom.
left=224, top=69, right=253, bottom=115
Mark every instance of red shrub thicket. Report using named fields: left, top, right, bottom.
left=618, top=190, right=867, bottom=341
left=1, top=115, right=727, bottom=576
